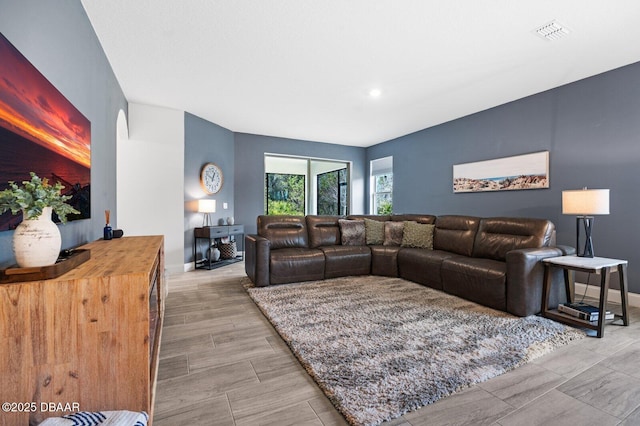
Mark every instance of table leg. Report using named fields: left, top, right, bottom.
left=619, top=263, right=630, bottom=326
left=564, top=269, right=574, bottom=303
left=596, top=267, right=611, bottom=338
left=541, top=264, right=553, bottom=315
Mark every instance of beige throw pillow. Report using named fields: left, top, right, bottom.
left=402, top=221, right=435, bottom=249
left=364, top=218, right=385, bottom=245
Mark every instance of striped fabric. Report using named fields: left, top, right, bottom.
left=39, top=411, right=148, bottom=426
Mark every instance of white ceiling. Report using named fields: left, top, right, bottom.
left=81, top=0, right=640, bottom=147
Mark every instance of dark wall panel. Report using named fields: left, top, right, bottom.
left=367, top=62, right=640, bottom=291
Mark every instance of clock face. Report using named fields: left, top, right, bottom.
left=200, top=163, right=223, bottom=194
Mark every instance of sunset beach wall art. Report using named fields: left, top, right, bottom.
left=453, top=151, right=549, bottom=193
left=0, top=32, right=90, bottom=231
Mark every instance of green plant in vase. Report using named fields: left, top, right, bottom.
left=0, top=172, right=79, bottom=267
left=0, top=172, right=79, bottom=222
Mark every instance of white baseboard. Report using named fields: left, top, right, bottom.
left=575, top=282, right=640, bottom=308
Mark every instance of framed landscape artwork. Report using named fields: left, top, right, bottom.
left=0, top=32, right=91, bottom=231
left=453, top=151, right=549, bottom=193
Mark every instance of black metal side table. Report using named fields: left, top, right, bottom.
left=194, top=224, right=244, bottom=270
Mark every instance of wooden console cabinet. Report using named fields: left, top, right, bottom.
left=0, top=236, right=165, bottom=426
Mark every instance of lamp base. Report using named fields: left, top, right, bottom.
left=576, top=216, right=595, bottom=258
left=202, top=213, right=213, bottom=227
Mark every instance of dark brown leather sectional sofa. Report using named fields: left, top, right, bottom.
left=245, top=214, right=573, bottom=317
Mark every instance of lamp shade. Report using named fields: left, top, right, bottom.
left=198, top=199, right=216, bottom=213
left=562, top=189, right=609, bottom=215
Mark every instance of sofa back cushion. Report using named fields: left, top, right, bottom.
left=347, top=215, right=391, bottom=221
left=306, top=215, right=342, bottom=248
left=391, top=214, right=436, bottom=224
left=433, top=215, right=480, bottom=257
left=473, top=217, right=555, bottom=261
left=257, top=215, right=309, bottom=249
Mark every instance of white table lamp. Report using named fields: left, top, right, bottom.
left=562, top=188, right=609, bottom=257
left=198, top=199, right=216, bottom=227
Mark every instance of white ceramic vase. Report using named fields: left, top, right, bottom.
left=227, top=216, right=234, bottom=225
left=13, top=207, right=61, bottom=268
left=208, top=246, right=221, bottom=262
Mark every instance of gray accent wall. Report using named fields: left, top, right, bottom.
left=184, top=112, right=234, bottom=263
left=0, top=0, right=127, bottom=267
left=367, top=61, right=640, bottom=292
left=234, top=133, right=367, bottom=235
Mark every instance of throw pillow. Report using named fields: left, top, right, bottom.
left=364, top=218, right=385, bottom=245
left=383, top=221, right=404, bottom=246
left=338, top=219, right=366, bottom=246
left=402, top=221, right=435, bottom=249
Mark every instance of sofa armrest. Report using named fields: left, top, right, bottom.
left=245, top=234, right=271, bottom=287
left=505, top=247, right=570, bottom=317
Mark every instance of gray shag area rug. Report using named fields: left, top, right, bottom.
left=245, top=275, right=585, bottom=426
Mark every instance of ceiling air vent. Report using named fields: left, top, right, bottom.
left=534, top=20, right=570, bottom=41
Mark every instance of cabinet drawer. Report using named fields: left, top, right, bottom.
left=195, top=226, right=229, bottom=238
left=229, top=225, right=244, bottom=234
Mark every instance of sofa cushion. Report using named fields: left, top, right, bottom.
left=347, top=215, right=391, bottom=221
left=398, top=248, right=459, bottom=290
left=441, top=256, right=507, bottom=311
left=321, top=246, right=371, bottom=278
left=306, top=215, right=341, bottom=248
left=433, top=215, right=480, bottom=257
left=370, top=246, right=401, bottom=277
left=258, top=215, right=309, bottom=249
left=269, top=247, right=325, bottom=284
left=364, top=218, right=385, bottom=245
left=338, top=219, right=366, bottom=246
left=383, top=221, right=404, bottom=246
left=473, top=217, right=555, bottom=261
left=391, top=214, right=436, bottom=224
left=402, top=221, right=434, bottom=249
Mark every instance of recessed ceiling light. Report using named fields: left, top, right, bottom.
left=534, top=20, right=570, bottom=41
left=369, top=88, right=382, bottom=98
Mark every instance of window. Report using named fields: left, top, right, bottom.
left=317, top=168, right=347, bottom=215
left=265, top=155, right=350, bottom=215
left=371, top=156, right=393, bottom=215
left=265, top=173, right=305, bottom=215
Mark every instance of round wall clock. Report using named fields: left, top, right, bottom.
left=200, top=162, right=223, bottom=194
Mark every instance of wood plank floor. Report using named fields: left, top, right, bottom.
left=154, top=262, right=640, bottom=425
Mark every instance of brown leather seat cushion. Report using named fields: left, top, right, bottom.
left=441, top=256, right=507, bottom=311
left=369, top=246, right=401, bottom=277
left=397, top=248, right=460, bottom=290
left=269, top=248, right=325, bottom=284
left=321, top=246, right=371, bottom=278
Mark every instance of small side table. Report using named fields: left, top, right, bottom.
left=194, top=225, right=244, bottom=270
left=541, top=255, right=629, bottom=338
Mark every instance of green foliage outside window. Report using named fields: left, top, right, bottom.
left=374, top=173, right=393, bottom=214
left=317, top=168, right=347, bottom=216
left=377, top=198, right=392, bottom=215
left=266, top=173, right=305, bottom=215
